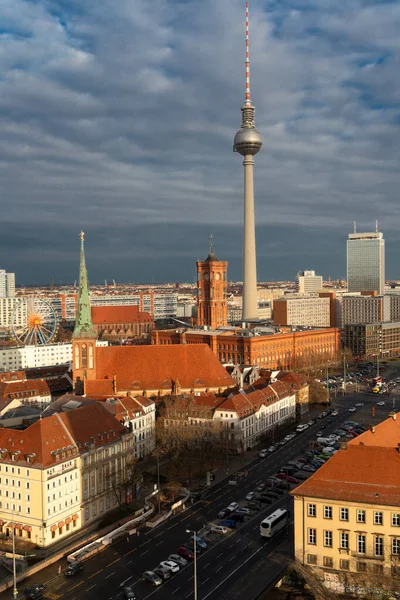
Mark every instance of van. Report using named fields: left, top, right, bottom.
left=316, top=437, right=332, bottom=445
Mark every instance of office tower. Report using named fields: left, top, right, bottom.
left=296, top=270, right=323, bottom=294
left=233, top=2, right=262, bottom=322
left=196, top=239, right=228, bottom=330
left=347, top=229, right=385, bottom=295
left=0, top=270, right=15, bottom=297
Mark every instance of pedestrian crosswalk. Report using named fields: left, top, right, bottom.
left=44, top=592, right=63, bottom=600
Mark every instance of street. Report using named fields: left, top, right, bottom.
left=5, top=383, right=394, bottom=600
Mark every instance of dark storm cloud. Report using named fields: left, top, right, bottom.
left=1, top=0, right=400, bottom=283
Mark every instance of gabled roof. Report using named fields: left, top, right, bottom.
left=93, top=344, right=234, bottom=392
left=217, top=381, right=292, bottom=418
left=348, top=413, right=400, bottom=448
left=0, top=379, right=51, bottom=399
left=291, top=444, right=400, bottom=506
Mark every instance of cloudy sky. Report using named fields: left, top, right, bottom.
left=1, top=0, right=400, bottom=285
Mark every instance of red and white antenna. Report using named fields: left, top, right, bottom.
left=245, top=2, right=251, bottom=105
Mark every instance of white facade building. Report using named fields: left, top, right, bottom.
left=0, top=297, right=26, bottom=329
left=0, top=341, right=107, bottom=372
left=0, top=270, right=15, bottom=297
left=296, top=271, right=323, bottom=294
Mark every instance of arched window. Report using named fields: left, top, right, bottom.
left=89, top=345, right=94, bottom=369
left=74, top=345, right=79, bottom=370
left=81, top=344, right=87, bottom=368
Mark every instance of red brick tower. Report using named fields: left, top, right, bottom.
left=196, top=237, right=228, bottom=330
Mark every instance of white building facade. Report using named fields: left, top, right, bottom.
left=296, top=271, right=323, bottom=294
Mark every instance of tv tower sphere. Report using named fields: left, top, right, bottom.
left=233, top=106, right=263, bottom=156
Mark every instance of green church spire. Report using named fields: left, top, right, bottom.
left=73, top=231, right=96, bottom=339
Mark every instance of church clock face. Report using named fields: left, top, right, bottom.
left=215, top=273, right=220, bottom=280
left=204, top=273, right=209, bottom=280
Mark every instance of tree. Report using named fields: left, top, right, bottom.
left=107, top=456, right=141, bottom=513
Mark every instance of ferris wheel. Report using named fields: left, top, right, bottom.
left=11, top=298, right=58, bottom=346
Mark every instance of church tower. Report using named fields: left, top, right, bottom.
left=196, top=237, right=228, bottom=330
left=72, top=232, right=97, bottom=393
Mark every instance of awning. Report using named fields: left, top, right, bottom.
left=65, top=517, right=72, bottom=525
left=72, top=514, right=79, bottom=521
left=23, top=526, right=32, bottom=532
left=14, top=523, right=23, bottom=530
left=7, top=522, right=15, bottom=528
left=58, top=521, right=65, bottom=528
left=0, top=520, right=5, bottom=526
left=50, top=524, right=57, bottom=532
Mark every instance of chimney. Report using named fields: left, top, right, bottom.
left=389, top=411, right=397, bottom=421
left=370, top=425, right=375, bottom=434
left=340, top=441, right=348, bottom=450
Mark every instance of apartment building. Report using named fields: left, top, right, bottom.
left=0, top=270, right=15, bottom=298
left=341, top=294, right=390, bottom=326
left=296, top=271, right=323, bottom=294
left=292, top=413, right=400, bottom=595
left=0, top=403, right=134, bottom=547
left=273, top=297, right=331, bottom=328
left=344, top=321, right=400, bottom=360
left=0, top=298, right=26, bottom=329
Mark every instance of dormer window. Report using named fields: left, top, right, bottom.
left=55, top=454, right=60, bottom=462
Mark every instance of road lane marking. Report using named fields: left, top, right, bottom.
left=216, top=566, right=223, bottom=572
left=185, top=593, right=193, bottom=599
left=172, top=588, right=181, bottom=594
left=89, top=569, right=103, bottom=579
left=142, top=549, right=149, bottom=555
left=202, top=578, right=210, bottom=585
left=204, top=563, right=210, bottom=568
left=105, top=572, right=115, bottom=579
left=188, top=575, right=194, bottom=581
left=155, top=540, right=163, bottom=546
left=107, top=558, right=121, bottom=567
left=120, top=576, right=132, bottom=586
left=69, top=582, right=83, bottom=592
left=216, top=553, right=223, bottom=559
left=124, top=548, right=137, bottom=556
left=86, top=585, right=96, bottom=592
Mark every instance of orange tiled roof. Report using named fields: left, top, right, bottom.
left=93, top=344, right=234, bottom=392
left=218, top=381, right=292, bottom=418
left=91, top=305, right=153, bottom=324
left=0, top=403, right=126, bottom=468
left=0, top=379, right=51, bottom=399
left=85, top=379, right=115, bottom=397
left=348, top=414, right=400, bottom=448
left=277, top=372, right=308, bottom=388
left=291, top=444, right=400, bottom=506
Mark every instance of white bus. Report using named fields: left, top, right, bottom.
left=260, top=509, right=288, bottom=538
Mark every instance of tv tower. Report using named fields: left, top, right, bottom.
left=233, top=1, right=263, bottom=322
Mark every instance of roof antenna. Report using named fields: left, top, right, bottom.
left=376, top=219, right=379, bottom=233
left=245, top=2, right=251, bottom=106
left=354, top=221, right=356, bottom=234
left=208, top=233, right=214, bottom=255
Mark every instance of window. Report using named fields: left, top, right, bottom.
left=340, top=532, right=349, bottom=549
left=357, top=561, right=367, bottom=572
left=308, top=528, right=316, bottom=545
left=373, top=564, right=384, bottom=575
left=324, top=506, right=332, bottom=519
left=340, top=559, right=349, bottom=571
left=392, top=513, right=400, bottom=527
left=323, top=556, right=333, bottom=568
left=357, top=509, right=366, bottom=523
left=375, top=536, right=384, bottom=557
left=374, top=512, right=383, bottom=525
left=340, top=508, right=349, bottom=521
left=357, top=534, right=366, bottom=554
left=392, top=539, right=400, bottom=556
left=308, top=504, right=316, bottom=517
left=85, top=507, right=89, bottom=521
left=324, top=531, right=333, bottom=548
left=307, top=554, right=317, bottom=565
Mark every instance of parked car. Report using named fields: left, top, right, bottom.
left=209, top=524, right=228, bottom=535
left=183, top=541, right=203, bottom=554
left=246, top=492, right=256, bottom=501
left=263, top=491, right=280, bottom=501
left=178, top=547, right=194, bottom=561
left=190, top=535, right=208, bottom=550
left=268, top=445, right=277, bottom=452
left=256, top=484, right=266, bottom=492
left=331, top=410, right=338, bottom=416
left=377, top=401, right=386, bottom=406
left=246, top=501, right=262, bottom=511
left=168, top=553, right=188, bottom=567
left=236, top=507, right=250, bottom=515
left=302, top=464, right=317, bottom=472
left=159, top=560, right=180, bottom=573
left=348, top=407, right=356, bottom=413
left=64, top=561, right=83, bottom=577
left=227, top=502, right=239, bottom=512
left=218, top=508, right=230, bottom=519
left=355, top=402, right=364, bottom=407
left=293, top=471, right=308, bottom=480
left=276, top=481, right=291, bottom=490
left=23, top=586, right=44, bottom=600
left=275, top=473, right=288, bottom=480
left=218, top=519, right=236, bottom=529
left=143, top=571, right=163, bottom=586
left=286, top=476, right=300, bottom=484
left=230, top=512, right=245, bottom=521
left=123, top=586, right=136, bottom=600
left=259, top=449, right=268, bottom=458
left=154, top=566, right=172, bottom=581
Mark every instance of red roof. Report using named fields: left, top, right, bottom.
left=0, top=379, right=51, bottom=399
left=218, top=380, right=292, bottom=418
left=91, top=344, right=234, bottom=393
left=91, top=306, right=152, bottom=324
left=348, top=413, right=400, bottom=448
left=292, top=444, right=400, bottom=506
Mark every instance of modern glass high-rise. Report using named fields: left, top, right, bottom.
left=347, top=232, right=385, bottom=295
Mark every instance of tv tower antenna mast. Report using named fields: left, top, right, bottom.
left=234, top=1, right=263, bottom=322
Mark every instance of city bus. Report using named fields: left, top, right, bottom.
left=260, top=508, right=288, bottom=538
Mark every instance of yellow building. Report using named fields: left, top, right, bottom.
left=0, top=403, right=134, bottom=547
left=292, top=412, right=400, bottom=595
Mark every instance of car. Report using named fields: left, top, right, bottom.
left=159, top=560, right=180, bottom=573
left=227, top=502, right=239, bottom=512
left=258, top=494, right=273, bottom=504
left=293, top=471, right=308, bottom=480
left=246, top=501, right=262, bottom=511
left=143, top=571, right=163, bottom=586
left=235, top=507, right=250, bottom=515
left=278, top=439, right=287, bottom=446
left=308, top=420, right=315, bottom=426
left=230, top=511, right=245, bottom=521
left=183, top=541, right=203, bottom=554
left=259, top=449, right=268, bottom=458
left=168, top=553, right=188, bottom=567
left=276, top=480, right=291, bottom=490
left=268, top=445, right=277, bottom=452
left=122, top=586, right=136, bottom=600
left=286, top=476, right=300, bottom=484
left=218, top=519, right=236, bottom=529
left=348, top=407, right=356, bottom=412
left=245, top=492, right=256, bottom=501
left=218, top=508, right=230, bottom=519
left=209, top=524, right=228, bottom=535
left=316, top=430, right=324, bottom=437
left=302, top=464, right=317, bottom=472
left=154, top=566, right=172, bottom=581
left=63, top=561, right=83, bottom=577
left=178, top=546, right=194, bottom=560
left=267, top=476, right=282, bottom=484
left=23, top=586, right=44, bottom=600
left=255, top=484, right=266, bottom=492
left=190, top=535, right=208, bottom=550
left=377, top=401, right=386, bottom=406
left=275, top=473, right=288, bottom=480
left=263, top=490, right=280, bottom=500
left=355, top=402, right=364, bottom=407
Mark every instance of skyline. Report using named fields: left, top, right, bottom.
left=2, top=0, right=400, bottom=283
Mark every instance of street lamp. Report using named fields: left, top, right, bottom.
left=12, top=513, right=18, bottom=600
left=156, top=453, right=161, bottom=514
left=185, top=529, right=198, bottom=600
